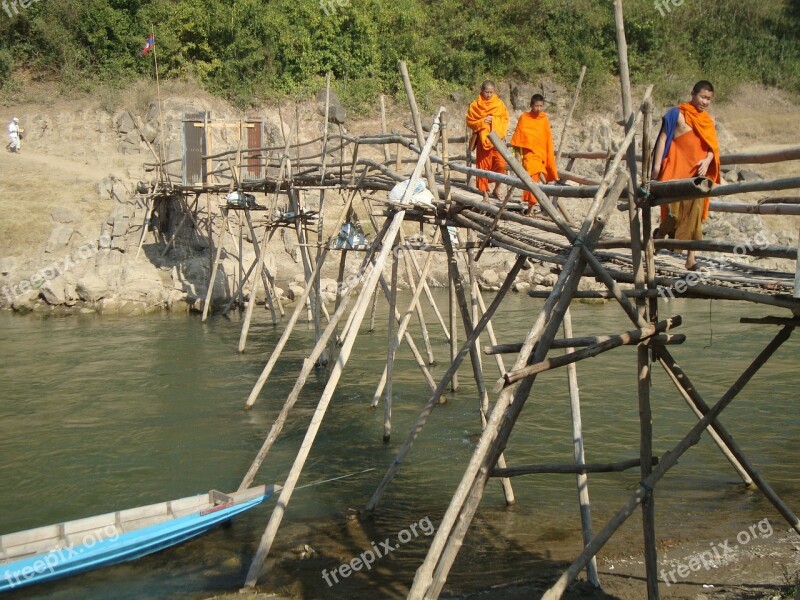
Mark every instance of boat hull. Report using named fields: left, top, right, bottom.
left=0, top=486, right=275, bottom=593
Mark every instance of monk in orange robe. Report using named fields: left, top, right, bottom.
left=510, top=94, right=559, bottom=212
left=466, top=80, right=510, bottom=199
left=651, top=80, right=720, bottom=270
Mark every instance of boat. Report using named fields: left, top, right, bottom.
left=0, top=484, right=279, bottom=593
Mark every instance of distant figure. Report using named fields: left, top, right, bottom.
left=7, top=117, right=20, bottom=153
left=466, top=80, right=510, bottom=200
left=510, top=94, right=559, bottom=215
left=651, top=81, right=720, bottom=270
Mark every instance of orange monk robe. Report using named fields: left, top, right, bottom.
left=658, top=102, right=720, bottom=235
left=510, top=111, right=559, bottom=205
left=466, top=95, right=510, bottom=192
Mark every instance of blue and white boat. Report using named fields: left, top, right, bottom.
left=0, top=484, right=278, bottom=593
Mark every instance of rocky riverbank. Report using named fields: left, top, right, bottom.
left=1, top=82, right=797, bottom=317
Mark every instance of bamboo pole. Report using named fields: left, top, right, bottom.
left=499, top=316, right=680, bottom=387
left=201, top=207, right=229, bottom=322
left=238, top=222, right=272, bottom=351
left=399, top=60, right=440, bottom=199
left=399, top=231, right=435, bottom=365
left=449, top=269, right=460, bottom=391
left=474, top=285, right=506, bottom=376
left=493, top=457, right=655, bottom=477
left=243, top=191, right=361, bottom=409
left=380, top=94, right=392, bottom=163
left=654, top=348, right=753, bottom=486
left=365, top=254, right=526, bottom=512
left=384, top=251, right=399, bottom=442
left=556, top=65, right=587, bottom=164
left=614, top=1, right=657, bottom=593
left=486, top=333, right=685, bottom=354
left=796, top=225, right=800, bottom=299
left=407, top=168, right=629, bottom=600
left=542, top=325, right=795, bottom=599
left=563, top=308, right=600, bottom=587
left=238, top=224, right=389, bottom=491
left=241, top=210, right=407, bottom=589
left=404, top=240, right=451, bottom=342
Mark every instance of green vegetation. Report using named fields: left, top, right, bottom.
left=1, top=0, right=799, bottom=110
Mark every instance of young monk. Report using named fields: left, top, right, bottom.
left=651, top=80, right=720, bottom=270
left=510, top=94, right=559, bottom=214
left=466, top=80, right=510, bottom=200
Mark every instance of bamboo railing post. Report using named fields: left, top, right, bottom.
left=368, top=287, right=379, bottom=332
left=614, top=1, right=658, bottom=595
left=365, top=254, right=526, bottom=513
left=399, top=60, right=440, bottom=199
left=380, top=94, right=392, bottom=163
left=795, top=224, right=800, bottom=299
left=563, top=307, right=600, bottom=587
left=384, top=250, right=399, bottom=442
left=556, top=65, right=587, bottom=164
left=241, top=210, right=407, bottom=590
left=542, top=326, right=795, bottom=599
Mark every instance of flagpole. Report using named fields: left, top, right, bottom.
left=150, top=26, right=167, bottom=185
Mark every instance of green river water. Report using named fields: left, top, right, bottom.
left=0, top=293, right=797, bottom=598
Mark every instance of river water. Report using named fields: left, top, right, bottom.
left=0, top=294, right=797, bottom=598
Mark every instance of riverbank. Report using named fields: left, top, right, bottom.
left=1, top=82, right=798, bottom=316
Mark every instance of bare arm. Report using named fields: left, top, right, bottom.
left=696, top=150, right=714, bottom=177
left=650, top=130, right=667, bottom=180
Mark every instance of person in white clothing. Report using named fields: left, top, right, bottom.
left=7, top=117, right=20, bottom=153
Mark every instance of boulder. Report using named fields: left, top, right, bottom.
left=76, top=272, right=109, bottom=302
left=479, top=269, right=500, bottom=287
left=738, top=169, right=764, bottom=182
left=511, top=84, right=538, bottom=111
left=45, top=224, right=73, bottom=253
left=41, top=278, right=67, bottom=305
left=513, top=281, right=531, bottom=293
left=287, top=283, right=305, bottom=301
left=0, top=256, right=16, bottom=276
left=115, top=111, right=136, bottom=134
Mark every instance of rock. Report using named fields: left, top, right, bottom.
left=273, top=286, right=284, bottom=300
left=76, top=272, right=109, bottom=302
left=45, top=224, right=73, bottom=253
left=449, top=91, right=463, bottom=103
left=11, top=290, right=39, bottom=313
left=513, top=281, right=531, bottom=293
left=511, top=83, right=538, bottom=111
left=738, top=169, right=764, bottom=182
left=287, top=283, right=305, bottom=301
left=329, top=105, right=347, bottom=125
left=41, top=278, right=67, bottom=305
left=115, top=111, right=136, bottom=134
left=111, top=215, right=129, bottom=238
left=320, top=278, right=338, bottom=294
left=480, top=269, right=500, bottom=287
left=51, top=206, right=80, bottom=224
left=315, top=88, right=342, bottom=106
